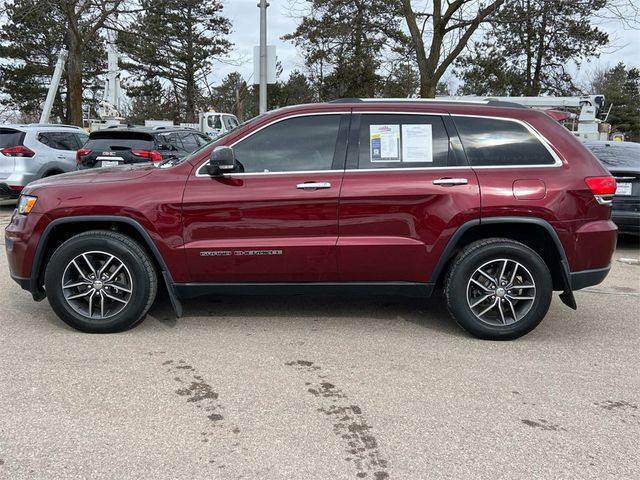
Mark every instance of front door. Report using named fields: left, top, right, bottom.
left=182, top=113, right=349, bottom=282
left=337, top=112, right=481, bottom=283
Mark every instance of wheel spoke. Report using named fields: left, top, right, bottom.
left=477, top=268, right=496, bottom=285
left=477, top=298, right=498, bottom=317
left=107, top=283, right=132, bottom=294
left=507, top=295, right=535, bottom=301
left=470, top=294, right=492, bottom=308
left=98, top=255, right=114, bottom=275
left=499, top=260, right=508, bottom=282
left=88, top=291, right=94, bottom=318
left=71, top=260, right=89, bottom=281
left=470, top=278, right=492, bottom=292
left=505, top=297, right=518, bottom=322
left=508, top=263, right=519, bottom=287
left=512, top=284, right=535, bottom=289
left=101, top=290, right=128, bottom=304
left=106, top=263, right=124, bottom=282
left=100, top=291, right=105, bottom=318
left=497, top=300, right=506, bottom=324
left=66, top=288, right=94, bottom=301
left=82, top=253, right=97, bottom=276
left=62, top=281, right=91, bottom=289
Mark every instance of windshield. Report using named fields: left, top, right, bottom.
left=157, top=114, right=266, bottom=168
left=585, top=142, right=640, bottom=168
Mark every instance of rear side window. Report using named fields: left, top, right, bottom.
left=86, top=132, right=155, bottom=151
left=454, top=116, right=555, bottom=166
left=357, top=114, right=450, bottom=169
left=39, top=132, right=81, bottom=150
left=179, top=133, right=199, bottom=152
left=0, top=128, right=25, bottom=148
left=232, top=115, right=341, bottom=173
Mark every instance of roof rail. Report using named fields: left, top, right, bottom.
left=25, top=123, right=84, bottom=129
left=329, top=97, right=529, bottom=109
left=329, top=97, right=491, bottom=105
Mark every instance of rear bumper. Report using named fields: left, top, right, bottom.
left=570, top=265, right=611, bottom=291
left=0, top=183, right=21, bottom=200
left=612, top=211, right=639, bottom=235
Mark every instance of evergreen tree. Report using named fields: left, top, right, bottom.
left=283, top=0, right=400, bottom=100
left=119, top=0, right=232, bottom=123
left=457, top=0, right=609, bottom=96
left=593, top=63, right=640, bottom=138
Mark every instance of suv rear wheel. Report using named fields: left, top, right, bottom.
left=445, top=238, right=552, bottom=340
left=44, top=231, right=157, bottom=333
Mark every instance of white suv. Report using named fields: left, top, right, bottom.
left=0, top=124, right=88, bottom=200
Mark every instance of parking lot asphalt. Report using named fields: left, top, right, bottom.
left=0, top=204, right=638, bottom=480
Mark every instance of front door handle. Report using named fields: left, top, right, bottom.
left=296, top=182, right=332, bottom=190
left=432, top=178, right=468, bottom=186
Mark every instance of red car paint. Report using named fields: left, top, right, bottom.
left=6, top=101, right=616, bottom=304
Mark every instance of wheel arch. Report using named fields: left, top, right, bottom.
left=430, top=217, right=572, bottom=293
left=31, top=216, right=182, bottom=315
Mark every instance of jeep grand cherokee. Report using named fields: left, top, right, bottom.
left=5, top=99, right=617, bottom=339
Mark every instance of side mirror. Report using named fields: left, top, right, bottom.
left=207, top=146, right=236, bottom=176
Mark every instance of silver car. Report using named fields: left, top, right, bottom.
left=0, top=124, right=88, bottom=200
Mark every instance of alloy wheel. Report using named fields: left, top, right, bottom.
left=61, top=251, right=133, bottom=320
left=466, top=258, right=536, bottom=326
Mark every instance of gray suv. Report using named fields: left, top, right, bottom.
left=0, top=124, right=88, bottom=200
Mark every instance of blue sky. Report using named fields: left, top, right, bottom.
left=214, top=0, right=640, bottom=88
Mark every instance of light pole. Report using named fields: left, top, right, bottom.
left=258, top=0, right=269, bottom=114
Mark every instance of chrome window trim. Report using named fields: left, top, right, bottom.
left=450, top=113, right=563, bottom=168
left=195, top=110, right=564, bottom=178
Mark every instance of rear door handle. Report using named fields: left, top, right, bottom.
left=296, top=182, right=332, bottom=190
left=432, top=178, right=468, bottom=186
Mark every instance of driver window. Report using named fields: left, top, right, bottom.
left=232, top=115, right=341, bottom=173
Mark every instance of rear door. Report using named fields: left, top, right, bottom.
left=337, top=112, right=481, bottom=283
left=182, top=113, right=350, bottom=282
left=38, top=131, right=81, bottom=171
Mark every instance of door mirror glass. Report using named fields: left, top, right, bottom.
left=207, top=146, right=236, bottom=175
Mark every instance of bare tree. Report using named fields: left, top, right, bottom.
left=398, top=0, right=505, bottom=97
left=53, top=0, right=129, bottom=125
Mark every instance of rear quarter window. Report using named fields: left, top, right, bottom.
left=454, top=116, right=556, bottom=166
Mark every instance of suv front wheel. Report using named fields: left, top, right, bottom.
left=445, top=238, right=552, bottom=340
left=44, top=231, right=157, bottom=333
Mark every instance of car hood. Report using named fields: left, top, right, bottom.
left=24, top=164, right=155, bottom=193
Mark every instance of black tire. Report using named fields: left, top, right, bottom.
left=44, top=230, right=157, bottom=333
left=445, top=238, right=552, bottom=340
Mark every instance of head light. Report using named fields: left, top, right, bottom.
left=17, top=195, right=37, bottom=215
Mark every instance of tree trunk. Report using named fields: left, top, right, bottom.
left=67, top=36, right=84, bottom=126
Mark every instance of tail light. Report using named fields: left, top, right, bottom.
left=131, top=150, right=163, bottom=162
left=1, top=145, right=35, bottom=157
left=585, top=176, right=616, bottom=204
left=76, top=148, right=92, bottom=165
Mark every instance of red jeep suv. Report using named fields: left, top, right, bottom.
left=5, top=100, right=617, bottom=339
